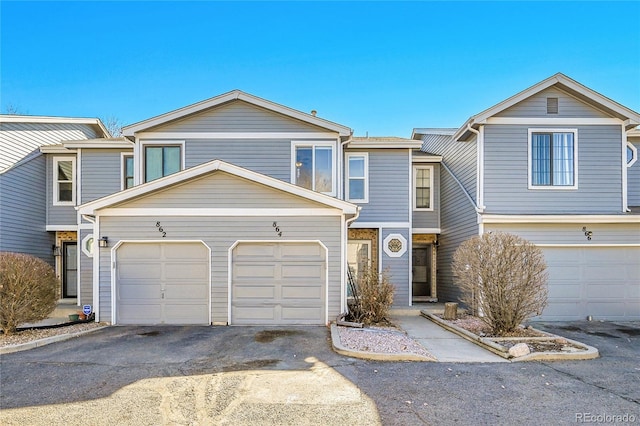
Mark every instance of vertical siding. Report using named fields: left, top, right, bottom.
left=436, top=165, right=480, bottom=304
left=98, top=216, right=342, bottom=324
left=495, top=87, right=610, bottom=118
left=184, top=139, right=293, bottom=182
left=422, top=134, right=477, bottom=204
left=412, top=163, right=441, bottom=229
left=0, top=155, right=55, bottom=264
left=628, top=141, right=640, bottom=207
left=78, top=228, right=94, bottom=305
left=483, top=125, right=622, bottom=214
left=380, top=228, right=410, bottom=306
left=353, top=149, right=410, bottom=222
left=81, top=149, right=132, bottom=203
left=46, top=154, right=77, bottom=225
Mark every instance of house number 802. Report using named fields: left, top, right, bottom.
left=156, top=221, right=167, bottom=238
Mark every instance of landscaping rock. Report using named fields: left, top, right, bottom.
left=508, top=343, right=531, bottom=358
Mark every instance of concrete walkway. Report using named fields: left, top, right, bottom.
left=390, top=313, right=508, bottom=363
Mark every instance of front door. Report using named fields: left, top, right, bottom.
left=62, top=242, right=77, bottom=298
left=412, top=246, right=432, bottom=300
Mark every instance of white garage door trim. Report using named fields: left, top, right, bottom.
left=227, top=240, right=329, bottom=325
left=111, top=240, right=211, bottom=325
left=538, top=243, right=640, bottom=320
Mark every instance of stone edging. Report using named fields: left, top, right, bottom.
left=0, top=326, right=109, bottom=355
left=329, top=324, right=435, bottom=362
left=421, top=312, right=599, bottom=361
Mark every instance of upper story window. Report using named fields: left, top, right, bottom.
left=346, top=153, right=368, bottom=202
left=413, top=165, right=433, bottom=210
left=144, top=145, right=182, bottom=183
left=122, top=154, right=134, bottom=189
left=53, top=157, right=75, bottom=205
left=292, top=141, right=336, bottom=195
left=528, top=129, right=578, bottom=189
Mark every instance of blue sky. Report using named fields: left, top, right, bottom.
left=2, top=1, right=639, bottom=137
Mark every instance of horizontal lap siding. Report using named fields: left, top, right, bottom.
left=482, top=223, right=640, bottom=245
left=413, top=163, right=441, bottom=229
left=185, top=139, right=292, bottom=182
left=82, top=149, right=131, bottom=203
left=437, top=166, right=479, bottom=304
left=495, top=87, right=610, bottom=118
left=357, top=150, right=410, bottom=222
left=483, top=125, right=622, bottom=214
left=0, top=155, right=55, bottom=263
left=120, top=172, right=322, bottom=209
left=149, top=100, right=329, bottom=133
left=98, top=216, right=342, bottom=324
left=381, top=228, right=410, bottom=306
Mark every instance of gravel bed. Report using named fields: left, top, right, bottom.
left=337, top=325, right=435, bottom=359
left=0, top=322, right=106, bottom=348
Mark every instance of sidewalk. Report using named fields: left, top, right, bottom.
left=390, top=312, right=508, bottom=363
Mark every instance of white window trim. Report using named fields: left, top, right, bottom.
left=53, top=156, right=76, bottom=206
left=290, top=140, right=337, bottom=196
left=413, top=165, right=434, bottom=211
left=527, top=128, right=578, bottom=190
left=627, top=142, right=637, bottom=167
left=139, top=140, right=185, bottom=184
left=121, top=152, right=134, bottom=190
left=81, top=233, right=94, bottom=258
left=345, top=152, right=369, bottom=203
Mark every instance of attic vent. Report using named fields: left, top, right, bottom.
left=547, top=97, right=558, bottom=114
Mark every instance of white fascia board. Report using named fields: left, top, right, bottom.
left=46, top=225, right=78, bottom=231
left=95, top=208, right=344, bottom=216
left=349, top=222, right=411, bottom=228
left=40, top=145, right=76, bottom=154
left=122, top=90, right=351, bottom=137
left=63, top=139, right=134, bottom=149
left=347, top=140, right=424, bottom=149
left=137, top=132, right=340, bottom=140
left=487, top=117, right=622, bottom=126
left=412, top=228, right=442, bottom=234
left=0, top=115, right=110, bottom=138
left=78, top=159, right=358, bottom=215
left=480, top=214, right=640, bottom=224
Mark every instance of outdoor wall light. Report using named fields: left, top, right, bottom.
left=52, top=245, right=61, bottom=256
left=98, top=237, right=109, bottom=248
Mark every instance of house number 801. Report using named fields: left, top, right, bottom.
left=156, top=221, right=167, bottom=238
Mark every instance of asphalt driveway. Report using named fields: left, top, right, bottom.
left=1, top=321, right=638, bottom=425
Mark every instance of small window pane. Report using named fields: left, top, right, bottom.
left=163, top=147, right=181, bottom=176
left=349, top=179, right=365, bottom=200
left=315, top=147, right=333, bottom=192
left=349, top=156, right=365, bottom=178
left=124, top=156, right=134, bottom=189
left=59, top=182, right=73, bottom=202
left=145, top=147, right=164, bottom=182
left=57, top=161, right=73, bottom=180
left=415, top=168, right=431, bottom=208
left=628, top=146, right=634, bottom=164
left=295, top=147, right=313, bottom=189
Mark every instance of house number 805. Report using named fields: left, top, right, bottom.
left=156, top=221, right=167, bottom=238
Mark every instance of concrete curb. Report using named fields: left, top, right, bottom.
left=330, top=324, right=436, bottom=362
left=421, top=312, right=599, bottom=361
left=0, top=326, right=109, bottom=355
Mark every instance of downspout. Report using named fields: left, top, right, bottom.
left=341, top=206, right=361, bottom=316
left=340, top=133, right=354, bottom=200
left=623, top=124, right=630, bottom=212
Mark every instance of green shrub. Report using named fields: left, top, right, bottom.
left=452, top=232, right=548, bottom=335
left=349, top=266, right=395, bottom=325
left=0, top=252, right=59, bottom=335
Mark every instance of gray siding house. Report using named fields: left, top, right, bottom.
left=414, top=73, right=640, bottom=320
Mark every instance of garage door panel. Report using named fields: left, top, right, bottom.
left=231, top=242, right=326, bottom=325
left=587, top=284, right=626, bottom=298
left=117, top=242, right=209, bottom=325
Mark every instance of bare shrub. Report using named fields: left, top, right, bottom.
left=349, top=266, right=395, bottom=325
left=0, top=252, right=59, bottom=335
left=452, top=233, right=548, bottom=335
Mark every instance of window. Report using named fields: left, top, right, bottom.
left=122, top=154, right=134, bottom=189
left=53, top=157, right=75, bottom=205
left=413, top=166, right=433, bottom=210
left=346, top=153, right=368, bottom=202
left=627, top=142, right=637, bottom=167
left=81, top=234, right=94, bottom=258
left=144, top=145, right=182, bottom=182
left=347, top=240, right=371, bottom=282
left=529, top=129, right=578, bottom=189
left=292, top=142, right=335, bottom=195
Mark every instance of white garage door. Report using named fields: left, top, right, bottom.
left=231, top=242, right=326, bottom=325
left=542, top=246, right=640, bottom=320
left=116, top=242, right=210, bottom=325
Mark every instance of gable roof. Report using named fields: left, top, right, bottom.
left=78, top=159, right=359, bottom=216
left=121, top=90, right=352, bottom=138
left=0, top=115, right=110, bottom=173
left=453, top=73, right=640, bottom=141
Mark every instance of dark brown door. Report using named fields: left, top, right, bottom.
left=412, top=246, right=432, bottom=299
left=63, top=242, right=77, bottom=298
